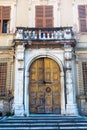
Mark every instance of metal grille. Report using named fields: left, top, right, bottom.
left=0, top=63, right=7, bottom=96
left=82, top=62, right=87, bottom=94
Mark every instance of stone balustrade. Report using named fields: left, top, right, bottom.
left=15, top=27, right=73, bottom=41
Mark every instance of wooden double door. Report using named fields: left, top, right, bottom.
left=29, top=58, right=61, bottom=114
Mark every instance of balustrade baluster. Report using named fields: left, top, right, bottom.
left=47, top=32, right=50, bottom=39
left=15, top=27, right=73, bottom=41
left=39, top=30, right=41, bottom=39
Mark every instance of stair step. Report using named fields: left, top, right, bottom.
left=0, top=116, right=87, bottom=130
left=2, top=120, right=87, bottom=123
left=0, top=126, right=59, bottom=130
left=0, top=122, right=87, bottom=125
left=60, top=126, right=87, bottom=129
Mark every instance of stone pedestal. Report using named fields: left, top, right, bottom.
left=14, top=45, right=25, bottom=116
left=65, top=47, right=78, bottom=115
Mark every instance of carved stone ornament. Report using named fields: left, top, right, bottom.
left=46, top=87, right=51, bottom=93
left=65, top=52, right=72, bottom=60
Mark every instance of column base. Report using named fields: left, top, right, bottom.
left=14, top=104, right=24, bottom=116
left=66, top=103, right=79, bottom=116
left=24, top=108, right=29, bottom=116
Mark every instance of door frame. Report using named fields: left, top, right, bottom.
left=24, top=54, right=65, bottom=116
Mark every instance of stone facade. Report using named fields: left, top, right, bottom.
left=0, top=0, right=87, bottom=116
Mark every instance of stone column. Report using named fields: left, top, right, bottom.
left=65, top=47, right=78, bottom=115
left=14, top=45, right=25, bottom=116
left=60, top=72, right=66, bottom=115
left=24, top=72, right=29, bottom=116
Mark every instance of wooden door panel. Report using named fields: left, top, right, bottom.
left=37, top=58, right=44, bottom=83
left=30, top=84, right=38, bottom=92
left=29, top=58, right=61, bottom=114
left=38, top=84, right=45, bottom=92
left=44, top=58, right=52, bottom=82
left=29, top=92, right=37, bottom=113
left=36, top=93, right=45, bottom=113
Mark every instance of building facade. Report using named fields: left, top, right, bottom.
left=0, top=0, right=87, bottom=116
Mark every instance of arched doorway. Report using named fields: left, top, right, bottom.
left=29, top=57, right=61, bottom=114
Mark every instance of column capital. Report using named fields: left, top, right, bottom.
left=16, top=45, right=25, bottom=60
left=16, top=45, right=25, bottom=53
left=64, top=46, right=73, bottom=52
left=64, top=48, right=73, bottom=60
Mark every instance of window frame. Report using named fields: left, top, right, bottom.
left=0, top=6, right=11, bottom=33
left=35, top=5, right=54, bottom=27
left=0, top=62, right=7, bottom=96
left=78, top=5, right=87, bottom=32
left=82, top=62, right=87, bottom=95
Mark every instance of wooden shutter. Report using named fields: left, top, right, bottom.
left=35, top=5, right=53, bottom=27
left=78, top=5, right=87, bottom=32
left=0, top=7, right=2, bottom=19
left=0, top=21, right=1, bottom=33
left=45, top=6, right=53, bottom=27
left=82, top=62, right=87, bottom=94
left=0, top=63, right=7, bottom=96
left=35, top=6, right=43, bottom=27
left=0, top=6, right=10, bottom=33
left=36, top=6, right=43, bottom=17
left=0, top=7, right=2, bottom=32
left=3, top=6, right=10, bottom=19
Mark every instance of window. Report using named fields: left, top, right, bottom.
left=0, top=6, right=10, bottom=33
left=35, top=5, right=53, bottom=27
left=82, top=62, right=87, bottom=95
left=78, top=5, right=87, bottom=32
left=0, top=63, right=7, bottom=96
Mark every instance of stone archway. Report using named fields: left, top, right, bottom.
left=24, top=54, right=65, bottom=116
left=29, top=57, right=61, bottom=114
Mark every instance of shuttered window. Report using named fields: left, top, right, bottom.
left=78, top=5, right=87, bottom=32
left=0, top=6, right=10, bottom=33
left=0, top=63, right=7, bottom=96
left=82, top=62, right=87, bottom=95
left=35, top=5, right=53, bottom=27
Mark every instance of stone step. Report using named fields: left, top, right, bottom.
left=0, top=126, right=87, bottom=130
left=0, top=116, right=87, bottom=130
left=8, top=116, right=83, bottom=119
left=0, top=122, right=87, bottom=126
left=2, top=119, right=87, bottom=123
left=4, top=116, right=87, bottom=120
left=0, top=127, right=59, bottom=130
left=60, top=126, right=87, bottom=130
